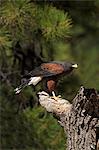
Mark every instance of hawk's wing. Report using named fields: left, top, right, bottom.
left=23, top=62, right=64, bottom=78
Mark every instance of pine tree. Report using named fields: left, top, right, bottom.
left=0, top=1, right=72, bottom=149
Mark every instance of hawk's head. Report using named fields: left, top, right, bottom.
left=63, top=62, right=78, bottom=73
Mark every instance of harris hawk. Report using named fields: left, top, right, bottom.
left=14, top=61, right=78, bottom=98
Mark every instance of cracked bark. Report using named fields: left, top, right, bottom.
left=38, top=87, right=99, bottom=150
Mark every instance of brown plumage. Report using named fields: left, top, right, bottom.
left=14, top=61, right=78, bottom=94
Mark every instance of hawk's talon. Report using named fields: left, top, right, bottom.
left=51, top=91, right=61, bottom=101
left=57, top=95, right=61, bottom=98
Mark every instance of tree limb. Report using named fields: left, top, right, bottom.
left=38, top=91, right=72, bottom=116
left=38, top=86, right=99, bottom=150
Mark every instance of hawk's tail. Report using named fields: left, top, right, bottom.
left=14, top=80, right=29, bottom=94
left=14, top=76, right=42, bottom=94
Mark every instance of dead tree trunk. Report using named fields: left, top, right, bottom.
left=38, top=86, right=99, bottom=150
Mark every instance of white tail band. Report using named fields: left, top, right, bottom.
left=28, top=76, right=42, bottom=86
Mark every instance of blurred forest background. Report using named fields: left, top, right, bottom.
left=0, top=0, right=99, bottom=150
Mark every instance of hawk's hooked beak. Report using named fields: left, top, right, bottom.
left=72, top=64, right=78, bottom=68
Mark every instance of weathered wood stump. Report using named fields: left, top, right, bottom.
left=38, top=86, right=99, bottom=150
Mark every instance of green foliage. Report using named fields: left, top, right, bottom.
left=38, top=5, right=72, bottom=40
left=0, top=0, right=72, bottom=44
left=1, top=0, right=37, bottom=43
left=25, top=107, right=65, bottom=150
left=0, top=1, right=71, bottom=149
left=0, top=28, right=12, bottom=49
left=0, top=84, right=65, bottom=150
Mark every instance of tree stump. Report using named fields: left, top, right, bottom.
left=38, top=86, right=99, bottom=150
